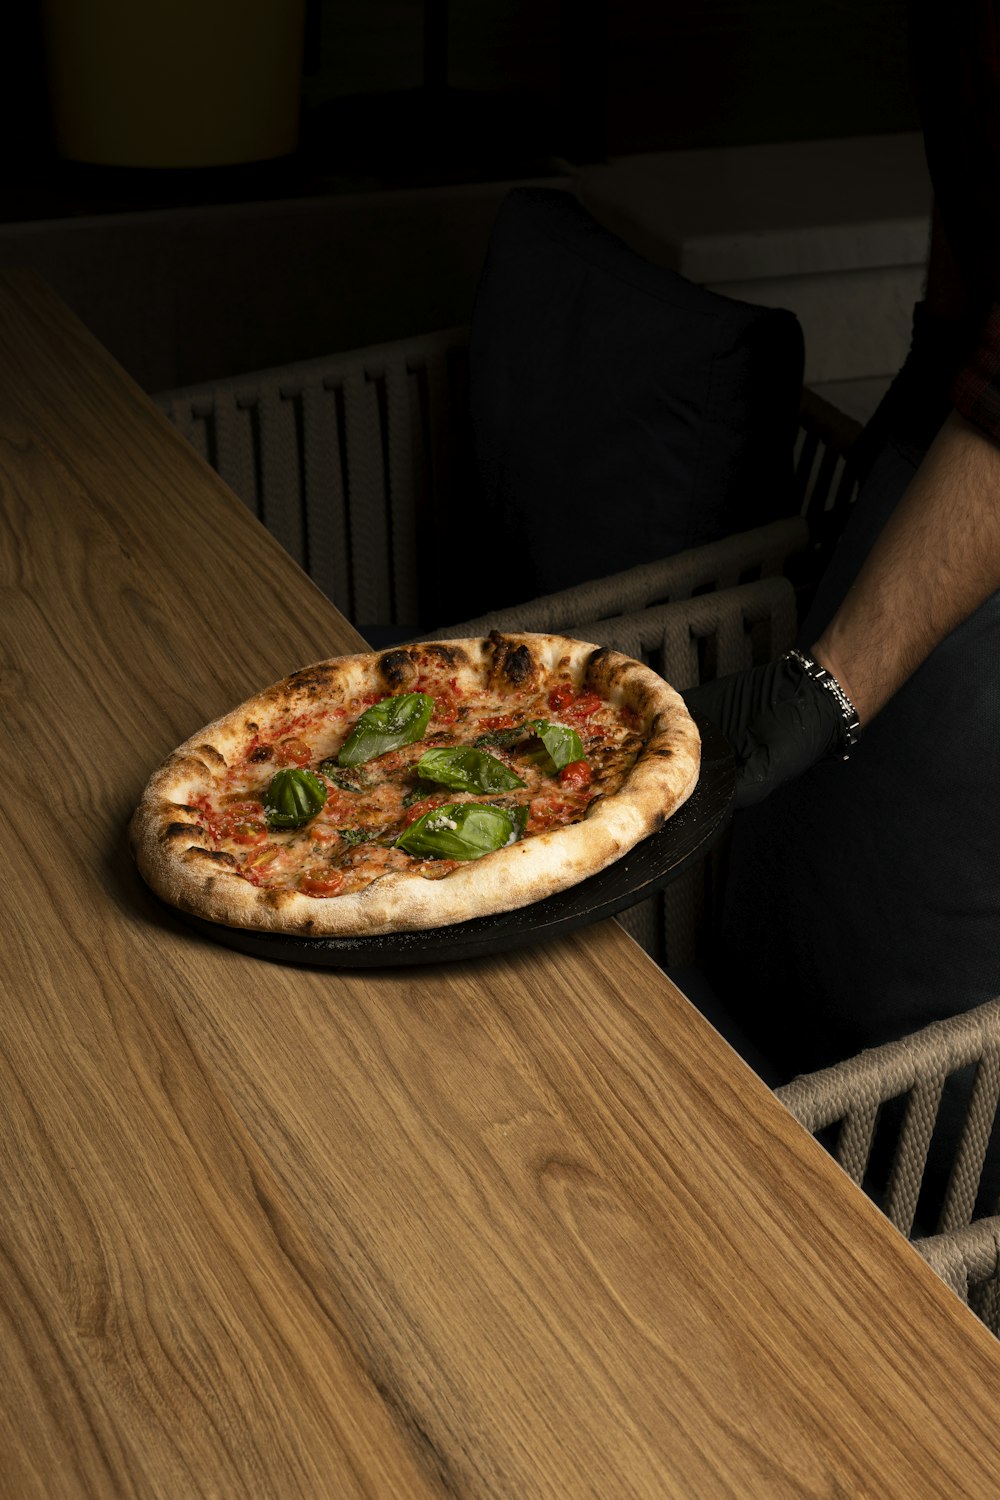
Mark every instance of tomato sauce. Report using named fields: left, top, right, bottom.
left=197, top=676, right=641, bottom=899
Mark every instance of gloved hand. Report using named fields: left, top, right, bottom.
left=683, top=653, right=854, bottom=810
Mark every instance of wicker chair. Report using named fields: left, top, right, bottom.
left=153, top=329, right=863, bottom=641
left=776, top=998, right=1000, bottom=1334
left=917, top=1219, right=1000, bottom=1328
left=154, top=326, right=473, bottom=636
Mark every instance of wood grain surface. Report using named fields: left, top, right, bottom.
left=3, top=268, right=1000, bottom=1499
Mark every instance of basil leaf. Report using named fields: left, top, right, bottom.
left=337, top=693, right=434, bottom=767
left=473, top=722, right=530, bottom=749
left=536, top=720, right=584, bottom=771
left=471, top=717, right=583, bottom=772
left=396, top=802, right=526, bottom=860
left=416, top=745, right=525, bottom=794
left=264, top=768, right=327, bottom=829
left=318, top=761, right=368, bottom=791
left=337, top=827, right=374, bottom=846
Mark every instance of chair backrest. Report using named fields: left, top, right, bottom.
left=580, top=578, right=798, bottom=691
left=788, top=386, right=864, bottom=612
left=776, top=997, right=1000, bottom=1238
left=794, top=387, right=864, bottom=529
left=434, top=518, right=807, bottom=639
left=914, top=1216, right=1000, bottom=1333
left=153, top=326, right=472, bottom=633
left=777, top=997, right=1000, bottom=1334
left=155, top=329, right=861, bottom=640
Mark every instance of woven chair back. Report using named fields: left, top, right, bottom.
left=154, top=327, right=471, bottom=632
left=155, top=333, right=860, bottom=640
left=777, top=998, right=1000, bottom=1331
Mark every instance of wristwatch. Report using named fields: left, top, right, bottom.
left=783, top=648, right=862, bottom=760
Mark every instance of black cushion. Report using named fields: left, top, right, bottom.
left=464, top=187, right=805, bottom=616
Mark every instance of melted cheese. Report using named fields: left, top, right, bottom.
left=200, top=676, right=641, bottom=900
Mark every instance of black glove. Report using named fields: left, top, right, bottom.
left=683, top=654, right=851, bottom=810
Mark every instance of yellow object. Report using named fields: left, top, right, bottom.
left=41, top=0, right=306, bottom=168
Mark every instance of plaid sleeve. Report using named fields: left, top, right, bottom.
left=951, top=303, right=1000, bottom=444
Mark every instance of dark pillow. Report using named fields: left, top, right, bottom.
left=464, top=187, right=805, bottom=615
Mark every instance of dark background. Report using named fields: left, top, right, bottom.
left=0, top=4, right=927, bottom=644
left=2, top=1, right=918, bottom=223
left=0, top=2, right=925, bottom=401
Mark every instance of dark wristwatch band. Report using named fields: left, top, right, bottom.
left=782, top=648, right=862, bottom=760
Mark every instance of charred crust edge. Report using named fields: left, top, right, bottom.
left=282, top=664, right=339, bottom=696
left=194, top=848, right=240, bottom=868
left=486, top=632, right=536, bottom=688
left=585, top=650, right=637, bottom=694
left=163, top=821, right=205, bottom=841
left=195, top=742, right=227, bottom=767
left=378, top=648, right=417, bottom=689
left=261, top=887, right=296, bottom=909
left=422, top=642, right=466, bottom=667
left=504, top=645, right=534, bottom=686
left=167, top=751, right=215, bottom=779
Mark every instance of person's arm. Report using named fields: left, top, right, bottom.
left=813, top=408, right=1000, bottom=722
left=684, top=405, right=1000, bottom=808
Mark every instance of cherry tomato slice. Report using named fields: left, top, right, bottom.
left=216, top=803, right=267, bottom=845
left=529, top=795, right=576, bottom=831
left=478, top=714, right=519, bottom=732
left=402, top=797, right=440, bottom=828
left=274, top=736, right=313, bottom=767
left=299, top=869, right=346, bottom=898
left=241, top=844, right=280, bottom=883
left=434, top=698, right=458, bottom=726
left=567, top=692, right=603, bottom=720
left=558, top=759, right=593, bottom=790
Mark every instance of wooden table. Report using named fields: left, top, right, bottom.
left=3, top=269, right=1000, bottom=1499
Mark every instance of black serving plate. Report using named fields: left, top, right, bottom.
left=179, top=716, right=734, bottom=969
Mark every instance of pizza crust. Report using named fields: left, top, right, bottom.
left=129, top=633, right=701, bottom=936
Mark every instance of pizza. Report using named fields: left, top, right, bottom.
left=129, top=632, right=700, bottom=937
